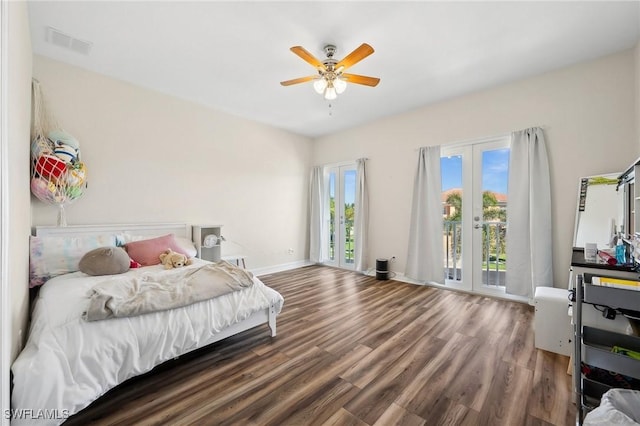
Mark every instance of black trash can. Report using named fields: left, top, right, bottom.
left=376, top=258, right=389, bottom=280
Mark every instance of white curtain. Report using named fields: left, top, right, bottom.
left=354, top=158, right=369, bottom=272
left=309, top=166, right=325, bottom=263
left=505, top=127, right=553, bottom=298
left=406, top=146, right=443, bottom=283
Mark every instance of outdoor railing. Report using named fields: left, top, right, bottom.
left=443, top=220, right=507, bottom=287
left=483, top=221, right=507, bottom=287
left=327, top=221, right=355, bottom=263
left=444, top=221, right=462, bottom=281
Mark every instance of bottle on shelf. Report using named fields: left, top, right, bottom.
left=616, top=233, right=626, bottom=264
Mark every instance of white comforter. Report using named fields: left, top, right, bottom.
left=11, top=259, right=283, bottom=425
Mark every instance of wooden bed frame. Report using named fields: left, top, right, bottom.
left=34, top=222, right=277, bottom=339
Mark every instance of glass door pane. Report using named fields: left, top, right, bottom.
left=324, top=164, right=357, bottom=270
left=442, top=154, right=463, bottom=284
left=328, top=171, right=336, bottom=263
left=472, top=143, right=510, bottom=292
left=340, top=167, right=356, bottom=269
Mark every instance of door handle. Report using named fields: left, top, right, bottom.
left=474, top=224, right=482, bottom=229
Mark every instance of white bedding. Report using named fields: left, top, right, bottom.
left=11, top=259, right=283, bottom=425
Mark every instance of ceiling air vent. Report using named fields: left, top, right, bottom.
left=45, top=27, right=92, bottom=55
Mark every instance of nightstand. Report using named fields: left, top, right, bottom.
left=192, top=225, right=222, bottom=262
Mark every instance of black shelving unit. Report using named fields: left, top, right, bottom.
left=574, top=274, right=640, bottom=425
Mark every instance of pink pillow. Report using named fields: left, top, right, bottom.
left=125, top=234, right=190, bottom=266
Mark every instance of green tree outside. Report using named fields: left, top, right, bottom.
left=329, top=199, right=355, bottom=262
left=444, top=190, right=507, bottom=270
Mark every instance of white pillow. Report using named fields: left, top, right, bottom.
left=29, top=234, right=118, bottom=287
left=176, top=237, right=198, bottom=258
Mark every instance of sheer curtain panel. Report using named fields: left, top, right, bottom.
left=354, top=158, right=369, bottom=272
left=406, top=146, right=443, bottom=283
left=505, top=127, right=553, bottom=299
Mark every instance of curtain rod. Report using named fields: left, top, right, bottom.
left=314, top=158, right=368, bottom=168
left=442, top=131, right=511, bottom=149
left=416, top=126, right=546, bottom=151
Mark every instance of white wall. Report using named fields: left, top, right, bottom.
left=1, top=3, right=32, bottom=420
left=313, top=49, right=639, bottom=290
left=7, top=1, right=32, bottom=362
left=32, top=56, right=313, bottom=271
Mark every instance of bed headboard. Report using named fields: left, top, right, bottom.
left=34, top=223, right=190, bottom=239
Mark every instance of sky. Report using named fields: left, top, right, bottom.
left=441, top=148, right=509, bottom=194
left=329, top=170, right=356, bottom=205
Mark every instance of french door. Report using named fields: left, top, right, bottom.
left=325, top=163, right=357, bottom=269
left=442, top=137, right=510, bottom=295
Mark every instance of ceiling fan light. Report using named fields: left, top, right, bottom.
left=324, top=86, right=337, bottom=100
left=313, top=77, right=327, bottom=94
left=334, top=77, right=347, bottom=94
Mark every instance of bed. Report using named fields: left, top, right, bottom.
left=11, top=223, right=284, bottom=425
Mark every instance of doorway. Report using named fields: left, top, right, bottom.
left=324, top=163, right=357, bottom=270
left=441, top=137, right=510, bottom=295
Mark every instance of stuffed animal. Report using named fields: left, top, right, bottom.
left=159, top=248, right=193, bottom=269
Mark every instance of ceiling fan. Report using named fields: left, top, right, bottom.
left=280, top=43, right=380, bottom=100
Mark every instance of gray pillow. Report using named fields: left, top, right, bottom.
left=79, top=246, right=130, bottom=276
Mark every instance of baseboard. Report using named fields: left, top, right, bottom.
left=252, top=259, right=315, bottom=277
left=363, top=269, right=528, bottom=304
left=363, top=268, right=411, bottom=282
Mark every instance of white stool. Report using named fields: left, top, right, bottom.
left=533, top=287, right=572, bottom=356
left=221, top=255, right=247, bottom=269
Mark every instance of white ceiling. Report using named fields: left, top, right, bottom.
left=28, top=1, right=640, bottom=138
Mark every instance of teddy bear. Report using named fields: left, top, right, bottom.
left=159, top=248, right=193, bottom=269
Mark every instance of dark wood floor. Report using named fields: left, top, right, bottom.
left=66, top=266, right=575, bottom=425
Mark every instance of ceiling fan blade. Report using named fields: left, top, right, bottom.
left=342, top=73, right=380, bottom=87
left=290, top=46, right=325, bottom=69
left=280, top=76, right=316, bottom=86
left=336, top=43, right=375, bottom=71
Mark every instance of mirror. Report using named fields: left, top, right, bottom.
left=573, top=173, right=623, bottom=249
